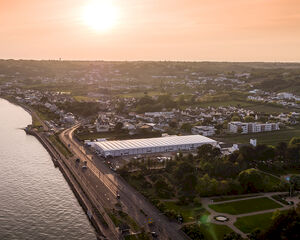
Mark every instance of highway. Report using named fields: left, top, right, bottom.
left=60, top=124, right=188, bottom=240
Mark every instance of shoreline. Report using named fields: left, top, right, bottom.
left=1, top=97, right=107, bottom=240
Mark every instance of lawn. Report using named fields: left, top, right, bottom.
left=234, top=210, right=287, bottom=233
left=73, top=95, right=98, bottom=102
left=209, top=197, right=282, bottom=215
left=245, top=104, right=293, bottom=114
left=197, top=100, right=292, bottom=114
left=212, top=194, right=262, bottom=203
left=163, top=201, right=210, bottom=223
left=119, top=91, right=163, bottom=98
left=198, top=100, right=254, bottom=108
left=215, top=126, right=300, bottom=145
left=49, top=134, right=73, bottom=158
left=199, top=223, right=234, bottom=240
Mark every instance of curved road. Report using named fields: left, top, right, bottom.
left=60, top=125, right=187, bottom=240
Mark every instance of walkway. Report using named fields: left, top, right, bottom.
left=201, top=192, right=298, bottom=238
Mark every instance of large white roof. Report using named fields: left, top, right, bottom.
left=95, top=135, right=216, bottom=151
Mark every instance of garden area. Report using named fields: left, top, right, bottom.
left=234, top=211, right=281, bottom=233
left=182, top=223, right=234, bottom=240
left=209, top=197, right=282, bottom=215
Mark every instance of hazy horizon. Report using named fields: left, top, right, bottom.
left=1, top=0, right=300, bottom=62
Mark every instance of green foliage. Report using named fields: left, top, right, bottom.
left=182, top=224, right=204, bottom=240
left=183, top=223, right=234, bottom=240
left=260, top=207, right=300, bottom=240
left=209, top=197, right=282, bottom=215
left=181, top=123, right=192, bottom=133
left=238, top=169, right=265, bottom=192
left=57, top=101, right=100, bottom=117
left=223, top=232, right=242, bottom=240
left=235, top=211, right=276, bottom=234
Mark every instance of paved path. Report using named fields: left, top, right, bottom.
left=201, top=192, right=298, bottom=239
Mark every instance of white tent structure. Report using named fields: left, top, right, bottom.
left=93, top=135, right=217, bottom=157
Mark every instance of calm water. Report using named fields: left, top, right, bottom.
left=0, top=99, right=96, bottom=240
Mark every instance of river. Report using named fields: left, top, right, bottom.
left=0, top=98, right=96, bottom=240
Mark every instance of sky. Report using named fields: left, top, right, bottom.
left=0, top=0, right=300, bottom=61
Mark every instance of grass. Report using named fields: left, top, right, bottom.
left=245, top=103, right=293, bottom=114
left=163, top=201, right=210, bottom=223
left=32, top=114, right=43, bottom=129
left=234, top=210, right=288, bottom=233
left=124, top=234, right=151, bottom=240
left=73, top=95, right=98, bottom=102
left=215, top=126, right=300, bottom=145
left=198, top=100, right=254, bottom=108
left=198, top=223, right=234, bottom=240
left=49, top=134, right=73, bottom=158
left=209, top=197, right=282, bottom=215
left=212, top=194, right=262, bottom=202
left=197, top=100, right=292, bottom=114
left=119, top=91, right=163, bottom=98
left=107, top=210, right=140, bottom=232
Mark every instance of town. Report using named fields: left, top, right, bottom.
left=1, top=60, right=300, bottom=240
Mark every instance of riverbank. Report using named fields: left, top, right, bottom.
left=1, top=97, right=111, bottom=240
left=0, top=99, right=97, bottom=240
left=25, top=129, right=108, bottom=239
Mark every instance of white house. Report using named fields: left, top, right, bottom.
left=228, top=121, right=280, bottom=134
left=192, top=126, right=216, bottom=136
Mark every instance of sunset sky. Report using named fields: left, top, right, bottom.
left=1, top=0, right=300, bottom=61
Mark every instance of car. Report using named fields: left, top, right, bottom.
left=82, top=165, right=87, bottom=170
left=151, top=232, right=158, bottom=238
left=116, top=192, right=120, bottom=200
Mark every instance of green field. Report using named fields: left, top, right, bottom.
left=199, top=223, right=234, bottom=240
left=73, top=95, right=98, bottom=102
left=212, top=194, right=262, bottom=203
left=198, top=100, right=254, bottom=108
left=119, top=91, right=163, bottom=98
left=234, top=211, right=287, bottom=233
left=209, top=197, right=282, bottom=215
left=197, top=100, right=292, bottom=114
left=49, top=134, right=73, bottom=158
left=215, top=126, right=300, bottom=145
left=163, top=201, right=209, bottom=223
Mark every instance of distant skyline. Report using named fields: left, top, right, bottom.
left=0, top=0, right=300, bottom=62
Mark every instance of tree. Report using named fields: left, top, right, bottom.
left=223, top=232, right=242, bottom=240
left=231, top=116, right=240, bottom=121
left=181, top=174, right=197, bottom=194
left=275, top=142, right=287, bottom=160
left=238, top=168, right=264, bottom=192
left=181, top=123, right=192, bottom=133
left=260, top=206, right=300, bottom=240
left=197, top=144, right=221, bottom=161
left=114, top=122, right=123, bottom=132
left=289, top=137, right=300, bottom=146
left=182, top=224, right=204, bottom=240
left=244, top=115, right=255, bottom=122
left=169, top=120, right=178, bottom=128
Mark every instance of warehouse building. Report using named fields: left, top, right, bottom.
left=93, top=135, right=217, bottom=157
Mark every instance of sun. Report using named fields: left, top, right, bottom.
left=82, top=0, right=119, bottom=32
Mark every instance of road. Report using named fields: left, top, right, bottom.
left=60, top=124, right=187, bottom=240
left=36, top=131, right=119, bottom=239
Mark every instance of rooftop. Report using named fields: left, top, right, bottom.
left=94, top=135, right=216, bottom=151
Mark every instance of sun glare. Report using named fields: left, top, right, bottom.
left=82, top=0, right=119, bottom=32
